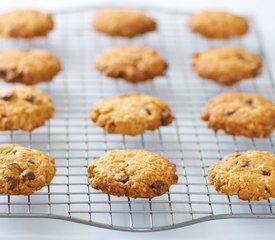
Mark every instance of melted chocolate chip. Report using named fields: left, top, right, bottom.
left=161, top=112, right=171, bottom=126
left=238, top=162, right=249, bottom=167
left=25, top=94, right=35, bottom=102
left=5, top=176, right=19, bottom=190
left=22, top=170, right=35, bottom=181
left=5, top=148, right=17, bottom=154
left=2, top=92, right=13, bottom=101
left=144, top=106, right=151, bottom=115
left=151, top=180, right=164, bottom=195
left=224, top=109, right=235, bottom=116
left=244, top=99, right=253, bottom=105
left=117, top=175, right=129, bottom=183
left=262, top=170, right=270, bottom=176
left=236, top=54, right=245, bottom=61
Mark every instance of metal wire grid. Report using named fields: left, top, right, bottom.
left=0, top=6, right=275, bottom=232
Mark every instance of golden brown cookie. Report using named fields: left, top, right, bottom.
left=208, top=151, right=275, bottom=201
left=0, top=86, right=55, bottom=131
left=90, top=92, right=174, bottom=136
left=188, top=10, right=249, bottom=39
left=0, top=144, right=56, bottom=195
left=0, top=48, right=61, bottom=85
left=201, top=92, right=275, bottom=138
left=0, top=9, right=54, bottom=38
left=94, top=45, right=167, bottom=83
left=92, top=8, right=156, bottom=38
left=191, top=46, right=262, bottom=86
left=87, top=149, right=178, bottom=198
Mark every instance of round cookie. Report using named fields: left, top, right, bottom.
left=87, top=149, right=178, bottom=198
left=188, top=10, right=249, bottom=39
left=201, top=92, right=275, bottom=138
left=191, top=46, right=262, bottom=86
left=0, top=9, right=53, bottom=38
left=90, top=92, right=174, bottom=136
left=0, top=48, right=61, bottom=85
left=0, top=144, right=56, bottom=195
left=0, top=86, right=55, bottom=131
left=92, top=8, right=156, bottom=38
left=208, top=151, right=275, bottom=201
left=94, top=45, right=167, bottom=83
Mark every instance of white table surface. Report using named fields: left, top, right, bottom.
left=0, top=1, right=274, bottom=239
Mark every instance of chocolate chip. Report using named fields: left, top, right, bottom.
left=25, top=94, right=35, bottom=102
left=244, top=99, right=253, bottom=105
left=117, top=175, right=129, bottom=183
left=4, top=148, right=17, bottom=154
left=236, top=53, right=245, bottom=61
left=238, top=162, right=249, bottom=167
left=144, top=106, right=151, bottom=115
left=151, top=180, right=164, bottom=195
left=262, top=170, right=270, bottom=176
left=161, top=112, right=171, bottom=126
left=5, top=176, right=19, bottom=190
left=224, top=109, right=235, bottom=116
left=22, top=170, right=35, bottom=181
left=2, top=92, right=13, bottom=101
left=27, top=160, right=35, bottom=165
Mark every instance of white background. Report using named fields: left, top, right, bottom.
left=0, top=1, right=274, bottom=239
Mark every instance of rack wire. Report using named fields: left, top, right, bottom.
left=0, top=6, right=275, bottom=232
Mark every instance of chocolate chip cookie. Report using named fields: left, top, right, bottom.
left=94, top=45, right=167, bottom=83
left=0, top=48, right=61, bottom=85
left=0, top=144, right=56, bottom=195
left=90, top=92, right=174, bottom=136
left=0, top=9, right=54, bottom=38
left=188, top=10, right=249, bottom=39
left=208, top=151, right=275, bottom=201
left=191, top=46, right=262, bottom=86
left=92, top=8, right=156, bottom=38
left=201, top=92, right=275, bottom=138
left=0, top=86, right=55, bottom=131
left=87, top=149, right=178, bottom=198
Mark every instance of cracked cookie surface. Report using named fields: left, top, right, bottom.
left=208, top=151, right=275, bottom=201
left=87, top=149, right=178, bottom=198
left=191, top=46, right=262, bottom=86
left=188, top=10, right=249, bottom=39
left=94, top=45, right=167, bottom=83
left=90, top=92, right=174, bottom=136
left=201, top=92, right=275, bottom=138
left=92, top=8, right=156, bottom=38
left=0, top=9, right=54, bottom=38
left=0, top=86, right=55, bottom=131
left=0, top=48, right=61, bottom=85
left=0, top=144, right=56, bottom=195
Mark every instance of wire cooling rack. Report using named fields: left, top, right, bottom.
left=0, top=6, right=275, bottom=232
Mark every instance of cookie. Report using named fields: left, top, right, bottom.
left=92, top=8, right=156, bottom=38
left=0, top=9, right=53, bottom=38
left=87, top=149, right=178, bottom=198
left=209, top=151, right=275, bottom=201
left=94, top=45, right=167, bottom=83
left=90, top=92, right=174, bottom=136
left=0, top=86, right=55, bottom=131
left=0, top=144, right=56, bottom=195
left=0, top=48, right=61, bottom=85
left=188, top=10, right=249, bottom=39
left=201, top=92, right=275, bottom=138
left=191, top=46, right=262, bottom=86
